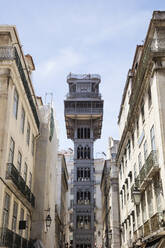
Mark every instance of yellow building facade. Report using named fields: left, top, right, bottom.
left=0, top=26, right=39, bottom=247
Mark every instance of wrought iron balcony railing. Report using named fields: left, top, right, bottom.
left=0, top=46, right=39, bottom=129
left=0, top=227, right=29, bottom=248
left=136, top=212, right=165, bottom=239
left=66, top=92, right=101, bottom=99
left=6, top=163, right=35, bottom=207
left=131, top=151, right=159, bottom=194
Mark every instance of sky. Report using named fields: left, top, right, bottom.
left=1, top=0, right=165, bottom=156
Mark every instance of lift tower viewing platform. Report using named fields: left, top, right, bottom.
left=64, top=73, right=104, bottom=248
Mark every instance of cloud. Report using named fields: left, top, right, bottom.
left=35, top=47, right=85, bottom=79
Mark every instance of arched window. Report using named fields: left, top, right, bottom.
left=80, top=146, right=83, bottom=159
left=77, top=146, right=81, bottom=159
left=87, top=128, right=90, bottom=138
left=84, top=146, right=87, bottom=159
left=81, top=128, right=83, bottom=139
left=77, top=128, right=80, bottom=139
left=87, top=146, right=90, bottom=159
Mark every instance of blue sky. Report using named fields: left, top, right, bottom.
left=1, top=0, right=165, bottom=156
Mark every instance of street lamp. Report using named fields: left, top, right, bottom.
left=132, top=187, right=141, bottom=205
left=45, top=214, right=52, bottom=229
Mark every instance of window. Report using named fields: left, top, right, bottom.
left=136, top=120, right=139, bottom=138
left=17, top=151, right=22, bottom=173
left=12, top=201, right=18, bottom=231
left=132, top=133, right=134, bottom=149
left=147, top=185, right=153, bottom=217
left=133, top=163, right=137, bottom=180
left=150, top=125, right=156, bottom=151
left=2, top=193, right=10, bottom=228
left=138, top=153, right=142, bottom=171
left=20, top=107, right=25, bottom=133
left=8, top=137, right=15, bottom=163
left=24, top=163, right=28, bottom=183
left=31, top=134, right=35, bottom=156
left=141, top=102, right=145, bottom=123
left=143, top=140, right=148, bottom=161
left=136, top=205, right=141, bottom=227
left=29, top=172, right=32, bottom=190
left=148, top=86, right=152, bottom=108
left=19, top=208, right=24, bottom=235
left=13, top=88, right=19, bottom=119
left=26, top=122, right=30, bottom=146
left=26, top=214, right=29, bottom=239
left=141, top=193, right=147, bottom=222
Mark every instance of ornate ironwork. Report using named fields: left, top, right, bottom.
left=0, top=228, right=29, bottom=248
left=6, top=163, right=35, bottom=207
left=0, top=46, right=15, bottom=60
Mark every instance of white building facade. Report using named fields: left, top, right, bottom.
left=117, top=11, right=165, bottom=248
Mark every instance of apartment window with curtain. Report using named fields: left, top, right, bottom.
left=13, top=88, right=19, bottom=119
left=138, top=153, right=142, bottom=171
left=8, top=137, right=15, bottom=163
left=24, top=163, right=28, bottom=183
left=154, top=173, right=162, bottom=212
left=17, top=151, right=22, bottom=173
left=2, top=193, right=10, bottom=228
left=143, top=140, right=148, bottom=161
left=19, top=208, right=24, bottom=236
left=12, top=201, right=18, bottom=231
left=26, top=122, right=30, bottom=146
left=150, top=125, right=156, bottom=151
left=20, top=107, right=25, bottom=133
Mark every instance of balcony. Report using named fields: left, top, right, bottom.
left=0, top=46, right=39, bottom=129
left=133, top=212, right=165, bottom=241
left=0, top=228, right=29, bottom=248
left=151, top=38, right=165, bottom=52
left=133, top=151, right=159, bottom=191
left=66, top=92, right=101, bottom=99
left=6, top=163, right=35, bottom=207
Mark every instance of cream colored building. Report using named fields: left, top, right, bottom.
left=0, top=26, right=39, bottom=247
left=55, top=153, right=69, bottom=248
left=61, top=148, right=74, bottom=246
left=100, top=138, right=120, bottom=248
left=117, top=11, right=165, bottom=248
left=94, top=158, right=104, bottom=248
left=31, top=99, right=59, bottom=248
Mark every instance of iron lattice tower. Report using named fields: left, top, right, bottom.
left=64, top=73, right=103, bottom=248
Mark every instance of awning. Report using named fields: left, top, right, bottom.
left=145, top=238, right=165, bottom=248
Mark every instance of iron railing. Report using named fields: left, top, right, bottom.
left=0, top=227, right=29, bottom=248
left=65, top=107, right=103, bottom=114
left=139, top=150, right=158, bottom=185
left=0, top=46, right=39, bottom=130
left=66, top=92, right=101, bottom=99
left=6, top=163, right=35, bottom=207
left=67, top=73, right=101, bottom=81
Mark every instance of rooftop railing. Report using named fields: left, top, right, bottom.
left=67, top=73, right=101, bottom=81
left=6, top=163, right=35, bottom=207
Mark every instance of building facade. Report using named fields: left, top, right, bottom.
left=31, top=100, right=59, bottom=248
left=117, top=11, right=165, bottom=248
left=64, top=73, right=103, bottom=248
left=101, top=138, right=120, bottom=248
left=55, top=153, right=69, bottom=248
left=0, top=26, right=39, bottom=247
left=94, top=158, right=105, bottom=248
